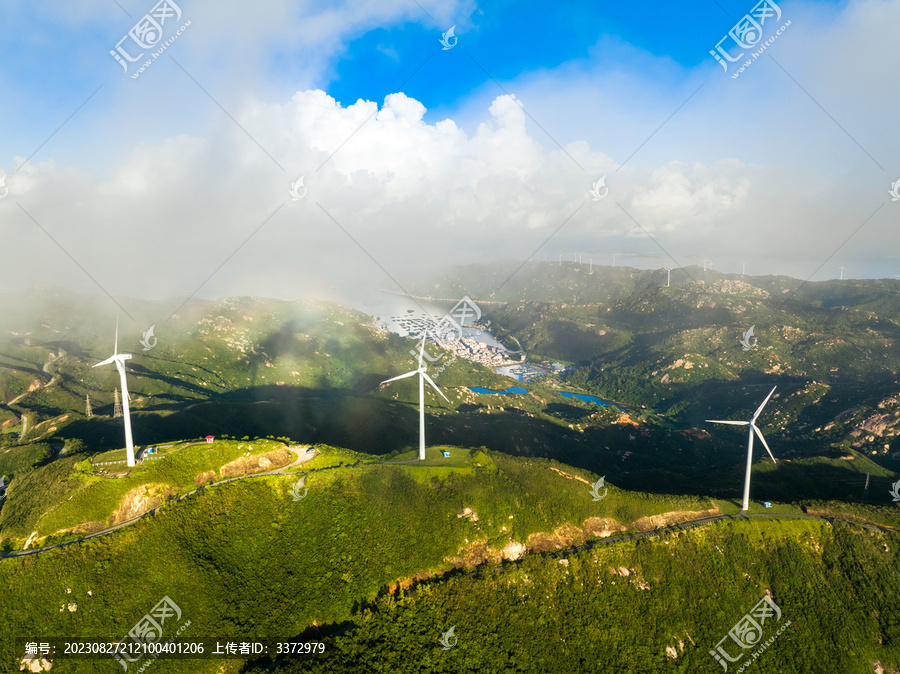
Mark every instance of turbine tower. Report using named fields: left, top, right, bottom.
left=94, top=317, right=136, bottom=467
left=707, top=386, right=778, bottom=512
left=381, top=334, right=449, bottom=460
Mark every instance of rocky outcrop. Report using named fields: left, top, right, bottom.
left=632, top=507, right=720, bottom=532
left=219, top=448, right=291, bottom=478
left=108, top=483, right=174, bottom=525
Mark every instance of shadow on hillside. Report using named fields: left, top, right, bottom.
left=42, top=341, right=89, bottom=358
left=238, top=619, right=358, bottom=672
left=127, top=359, right=226, bottom=398
left=38, top=369, right=900, bottom=506
left=56, top=384, right=416, bottom=455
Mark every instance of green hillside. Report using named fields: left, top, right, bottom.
left=2, top=277, right=900, bottom=672
left=247, top=518, right=900, bottom=674
left=2, top=445, right=726, bottom=672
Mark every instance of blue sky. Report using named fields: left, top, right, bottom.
left=0, top=0, right=897, bottom=305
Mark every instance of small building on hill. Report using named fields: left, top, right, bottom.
left=205, top=435, right=215, bottom=444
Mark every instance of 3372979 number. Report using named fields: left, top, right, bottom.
left=276, top=641, right=324, bottom=654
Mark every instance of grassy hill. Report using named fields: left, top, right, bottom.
left=1, top=444, right=897, bottom=673
left=251, top=517, right=899, bottom=674
left=2, top=445, right=731, bottom=672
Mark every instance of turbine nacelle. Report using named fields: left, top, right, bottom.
left=93, top=353, right=132, bottom=368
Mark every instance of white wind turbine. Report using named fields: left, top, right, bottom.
left=94, top=317, right=136, bottom=467
left=707, top=386, right=778, bottom=512
left=381, top=334, right=449, bottom=460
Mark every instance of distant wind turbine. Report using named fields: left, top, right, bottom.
left=706, top=386, right=778, bottom=512
left=381, top=334, right=449, bottom=461
left=839, top=264, right=846, bottom=280
left=662, top=267, right=671, bottom=287
left=94, top=317, right=136, bottom=467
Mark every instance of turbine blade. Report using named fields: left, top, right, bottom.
left=706, top=420, right=750, bottom=426
left=752, top=386, right=777, bottom=422
left=418, top=334, right=426, bottom=368
left=93, top=356, right=116, bottom=368
left=380, top=370, right=418, bottom=386
left=114, top=315, right=119, bottom=356
left=752, top=424, right=777, bottom=462
left=422, top=372, right=449, bottom=402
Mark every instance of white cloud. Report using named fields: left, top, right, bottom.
left=2, top=0, right=898, bottom=309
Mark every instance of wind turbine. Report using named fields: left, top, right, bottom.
left=381, top=334, right=449, bottom=460
left=94, top=317, right=136, bottom=467
left=707, top=386, right=778, bottom=512
left=839, top=264, right=846, bottom=280
left=662, top=267, right=671, bottom=287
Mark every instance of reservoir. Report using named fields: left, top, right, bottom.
left=556, top=391, right=622, bottom=411
left=468, top=386, right=529, bottom=395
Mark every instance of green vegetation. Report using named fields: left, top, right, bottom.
left=1, top=445, right=741, bottom=673
left=252, top=518, right=900, bottom=674
left=2, top=277, right=900, bottom=672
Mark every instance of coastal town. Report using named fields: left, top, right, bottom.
left=374, top=310, right=576, bottom=380
left=376, top=311, right=523, bottom=370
